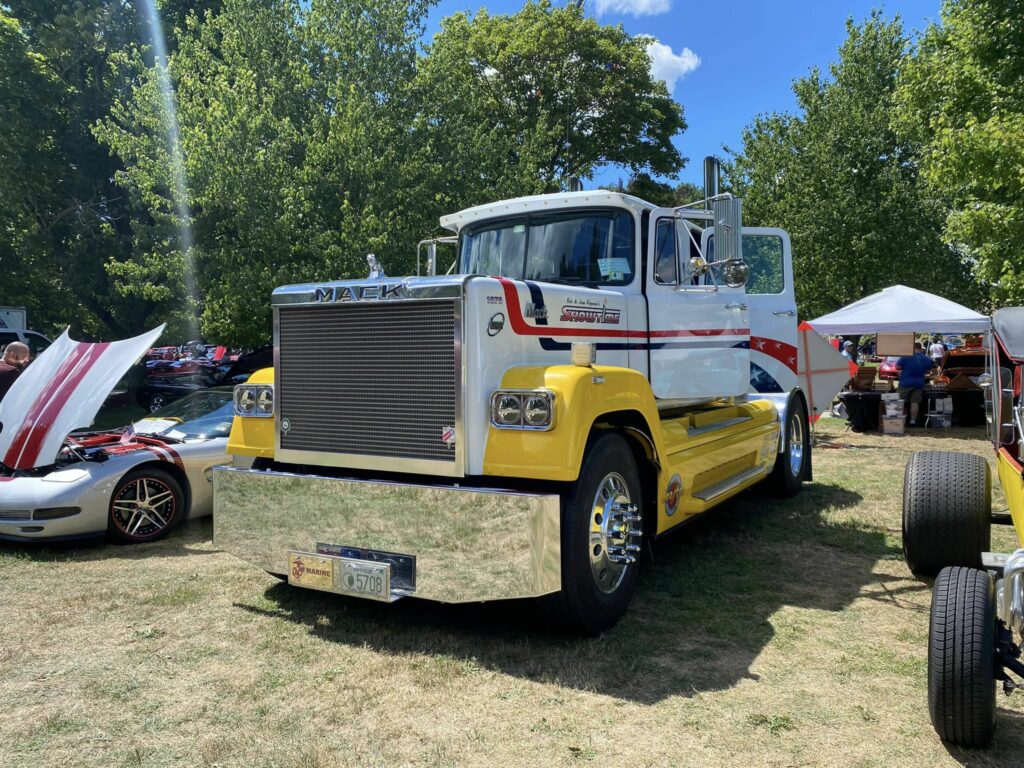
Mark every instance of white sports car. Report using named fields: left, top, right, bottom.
left=0, top=327, right=242, bottom=543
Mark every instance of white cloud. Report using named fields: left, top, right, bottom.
left=645, top=41, right=700, bottom=93
left=594, top=0, right=671, bottom=17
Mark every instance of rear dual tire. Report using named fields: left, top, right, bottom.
left=903, top=451, right=990, bottom=577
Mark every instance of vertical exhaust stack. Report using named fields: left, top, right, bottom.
left=703, top=156, right=720, bottom=210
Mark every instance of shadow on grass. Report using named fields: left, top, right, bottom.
left=0, top=516, right=216, bottom=563
left=235, top=481, right=905, bottom=704
left=943, top=708, right=1024, bottom=766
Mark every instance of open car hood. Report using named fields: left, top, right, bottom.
left=0, top=326, right=164, bottom=470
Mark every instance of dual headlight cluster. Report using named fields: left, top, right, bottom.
left=490, top=389, right=555, bottom=430
left=234, top=384, right=274, bottom=418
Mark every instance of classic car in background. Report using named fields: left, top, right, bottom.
left=878, top=356, right=900, bottom=380
left=137, top=346, right=272, bottom=413
left=0, top=328, right=241, bottom=543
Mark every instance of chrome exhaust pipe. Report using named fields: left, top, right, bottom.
left=1000, top=549, right=1024, bottom=634
left=703, top=156, right=720, bottom=210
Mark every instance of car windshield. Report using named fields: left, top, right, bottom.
left=459, top=210, right=635, bottom=286
left=133, top=389, right=234, bottom=440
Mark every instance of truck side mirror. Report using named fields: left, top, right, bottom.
left=688, top=256, right=710, bottom=278
left=719, top=259, right=750, bottom=288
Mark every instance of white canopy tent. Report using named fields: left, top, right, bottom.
left=808, top=285, right=989, bottom=334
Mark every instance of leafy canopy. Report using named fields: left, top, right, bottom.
left=727, top=13, right=981, bottom=320
left=94, top=0, right=688, bottom=345
left=894, top=0, right=1024, bottom=307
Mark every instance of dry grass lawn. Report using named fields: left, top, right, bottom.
left=3, top=419, right=1024, bottom=767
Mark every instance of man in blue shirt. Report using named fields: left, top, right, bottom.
left=896, top=342, right=936, bottom=425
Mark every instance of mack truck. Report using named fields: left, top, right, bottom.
left=214, top=159, right=812, bottom=634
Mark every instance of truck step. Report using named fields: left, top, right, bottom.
left=692, top=465, right=767, bottom=502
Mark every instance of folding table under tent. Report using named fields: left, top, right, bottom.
left=807, top=284, right=989, bottom=334
left=808, top=285, right=989, bottom=431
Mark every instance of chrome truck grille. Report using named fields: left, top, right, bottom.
left=276, top=299, right=460, bottom=473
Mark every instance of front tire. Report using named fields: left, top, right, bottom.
left=107, top=467, right=186, bottom=544
left=554, top=432, right=643, bottom=636
left=903, top=451, right=990, bottom=577
left=929, top=566, right=997, bottom=747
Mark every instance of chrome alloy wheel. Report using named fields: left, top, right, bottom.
left=788, top=411, right=805, bottom=477
left=589, top=472, right=642, bottom=594
left=111, top=477, right=177, bottom=539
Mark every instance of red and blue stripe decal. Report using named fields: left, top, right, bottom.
left=497, top=278, right=748, bottom=351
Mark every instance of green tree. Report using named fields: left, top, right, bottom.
left=98, top=0, right=689, bottom=346
left=0, top=2, right=147, bottom=339
left=98, top=0, right=434, bottom=346
left=726, top=14, right=980, bottom=320
left=0, top=0, right=216, bottom=340
left=894, top=0, right=1024, bottom=307
left=612, top=173, right=702, bottom=207
left=413, top=1, right=687, bottom=210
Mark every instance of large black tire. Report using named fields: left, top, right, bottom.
left=767, top=396, right=810, bottom=497
left=929, top=566, right=997, bottom=747
left=903, top=451, right=991, bottom=577
left=107, top=467, right=187, bottom=544
left=553, top=432, right=643, bottom=636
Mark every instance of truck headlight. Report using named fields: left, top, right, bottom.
left=234, top=384, right=274, bottom=417
left=490, top=389, right=555, bottom=430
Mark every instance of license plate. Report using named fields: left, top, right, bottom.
left=337, top=559, right=391, bottom=601
left=287, top=552, right=335, bottom=591
left=286, top=551, right=392, bottom=602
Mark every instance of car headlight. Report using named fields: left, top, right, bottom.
left=234, top=384, right=273, bottom=417
left=490, top=389, right=555, bottom=430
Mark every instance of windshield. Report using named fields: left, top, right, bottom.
left=134, top=389, right=234, bottom=440
left=459, top=210, right=635, bottom=286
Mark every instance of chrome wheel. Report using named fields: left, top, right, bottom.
left=111, top=477, right=177, bottom=539
left=588, top=472, right=642, bottom=594
left=788, top=411, right=804, bottom=477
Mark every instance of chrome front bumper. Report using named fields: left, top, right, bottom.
left=213, top=466, right=562, bottom=603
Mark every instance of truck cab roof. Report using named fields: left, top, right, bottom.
left=439, top=190, right=656, bottom=233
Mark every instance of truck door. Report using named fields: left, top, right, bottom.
left=646, top=209, right=750, bottom=401
left=730, top=228, right=798, bottom=393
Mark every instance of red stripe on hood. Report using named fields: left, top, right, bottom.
left=3, top=343, right=93, bottom=467
left=4, top=343, right=110, bottom=469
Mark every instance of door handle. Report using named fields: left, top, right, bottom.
left=773, top=309, right=797, bottom=316
left=725, top=303, right=748, bottom=310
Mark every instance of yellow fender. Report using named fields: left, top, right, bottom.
left=483, top=365, right=664, bottom=483
left=998, top=448, right=1024, bottom=547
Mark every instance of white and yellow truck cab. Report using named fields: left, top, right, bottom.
left=215, top=159, right=811, bottom=633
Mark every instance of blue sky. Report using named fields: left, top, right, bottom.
left=426, top=0, right=943, bottom=188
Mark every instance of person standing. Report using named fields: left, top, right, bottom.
left=0, top=341, right=29, bottom=402
left=841, top=340, right=857, bottom=363
left=896, top=342, right=935, bottom=426
left=929, top=336, right=946, bottom=367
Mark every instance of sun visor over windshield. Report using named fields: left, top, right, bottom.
left=0, top=325, right=165, bottom=470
